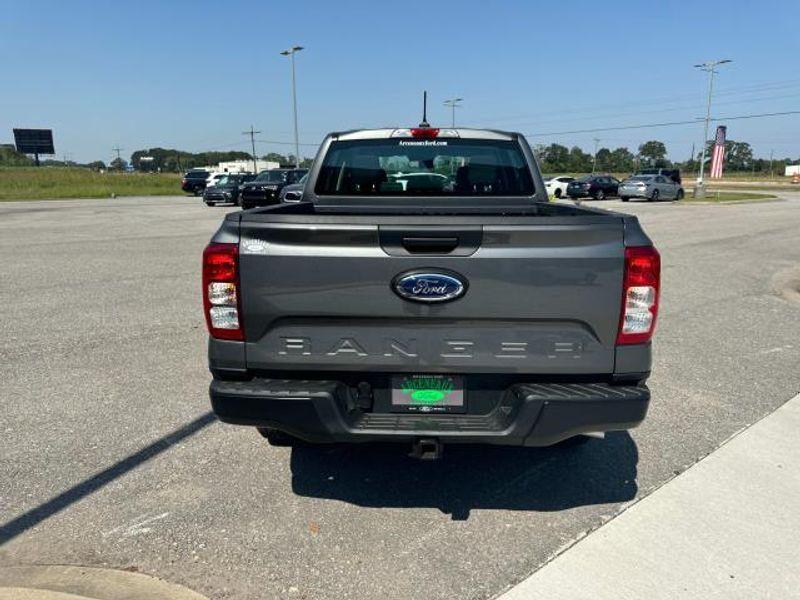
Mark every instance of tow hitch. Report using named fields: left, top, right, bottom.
left=410, top=438, right=442, bottom=460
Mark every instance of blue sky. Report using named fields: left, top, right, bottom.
left=2, top=0, right=798, bottom=163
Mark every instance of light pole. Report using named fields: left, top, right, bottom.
left=693, top=59, right=731, bottom=197
left=443, top=97, right=463, bottom=127
left=280, top=45, right=304, bottom=168
left=591, top=137, right=600, bottom=173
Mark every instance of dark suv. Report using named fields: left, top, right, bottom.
left=181, top=169, right=211, bottom=195
left=202, top=173, right=256, bottom=206
left=566, top=175, right=620, bottom=200
left=239, top=168, right=308, bottom=209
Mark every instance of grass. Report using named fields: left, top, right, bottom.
left=0, top=167, right=182, bottom=201
left=681, top=191, right=777, bottom=203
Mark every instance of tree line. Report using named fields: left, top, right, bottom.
left=1, top=140, right=795, bottom=175
left=536, top=140, right=795, bottom=175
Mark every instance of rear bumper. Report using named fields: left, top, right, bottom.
left=210, top=378, right=650, bottom=446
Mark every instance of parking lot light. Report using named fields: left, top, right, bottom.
left=443, top=98, right=463, bottom=127
left=693, top=59, right=732, bottom=198
left=280, top=46, right=304, bottom=168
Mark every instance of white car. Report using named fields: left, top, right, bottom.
left=544, top=176, right=575, bottom=199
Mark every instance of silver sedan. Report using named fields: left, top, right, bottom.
left=618, top=175, right=684, bottom=202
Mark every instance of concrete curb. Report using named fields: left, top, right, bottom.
left=0, top=566, right=208, bottom=600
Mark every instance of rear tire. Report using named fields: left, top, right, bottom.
left=650, top=189, right=659, bottom=202
left=620, top=196, right=630, bottom=202
left=194, top=188, right=203, bottom=197
left=676, top=189, right=684, bottom=200
left=257, top=427, right=304, bottom=447
left=594, top=189, right=605, bottom=201
left=554, top=188, right=562, bottom=198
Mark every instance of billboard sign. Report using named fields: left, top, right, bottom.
left=13, top=128, right=55, bottom=155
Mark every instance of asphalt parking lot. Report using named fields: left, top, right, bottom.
left=2, top=193, right=800, bottom=600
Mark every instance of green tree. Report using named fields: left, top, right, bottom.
left=638, top=140, right=668, bottom=166
left=87, top=160, right=106, bottom=171
left=109, top=157, right=127, bottom=171
left=594, top=148, right=612, bottom=172
left=609, top=147, right=635, bottom=173
left=567, top=146, right=592, bottom=172
left=0, top=146, right=34, bottom=166
left=539, top=143, right=570, bottom=173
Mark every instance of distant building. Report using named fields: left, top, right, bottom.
left=212, top=159, right=280, bottom=173
left=785, top=165, right=800, bottom=177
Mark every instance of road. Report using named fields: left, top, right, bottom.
left=1, top=194, right=799, bottom=599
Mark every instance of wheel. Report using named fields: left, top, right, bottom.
left=620, top=196, right=630, bottom=202
left=257, top=427, right=304, bottom=447
left=205, top=201, right=215, bottom=207
left=594, top=189, right=605, bottom=201
left=676, top=189, right=684, bottom=200
left=554, top=188, right=562, bottom=198
left=194, top=188, right=203, bottom=196
left=650, top=189, right=659, bottom=202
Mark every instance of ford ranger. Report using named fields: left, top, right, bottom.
left=204, top=126, right=659, bottom=458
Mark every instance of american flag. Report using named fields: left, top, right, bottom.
left=709, top=125, right=727, bottom=179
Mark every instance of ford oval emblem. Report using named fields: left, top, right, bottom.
left=392, top=270, right=467, bottom=303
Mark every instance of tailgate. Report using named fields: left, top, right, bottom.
left=238, top=217, right=624, bottom=374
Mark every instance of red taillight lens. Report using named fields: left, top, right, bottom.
left=182, top=178, right=187, bottom=184
left=202, top=242, right=243, bottom=341
left=616, top=246, right=660, bottom=345
left=410, top=128, right=440, bottom=139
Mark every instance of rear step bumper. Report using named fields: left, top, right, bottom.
left=210, top=379, right=650, bottom=446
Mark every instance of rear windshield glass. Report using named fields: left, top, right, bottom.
left=186, top=171, right=208, bottom=179
left=255, top=170, right=289, bottom=183
left=628, top=176, right=652, bottom=182
left=315, top=139, right=534, bottom=196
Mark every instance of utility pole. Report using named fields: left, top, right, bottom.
left=280, top=45, right=304, bottom=168
left=242, top=126, right=261, bottom=173
left=112, top=146, right=123, bottom=170
left=769, top=149, right=774, bottom=179
left=443, top=97, right=463, bottom=127
left=693, top=59, right=732, bottom=197
left=591, top=137, right=601, bottom=173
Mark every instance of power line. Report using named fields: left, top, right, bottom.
left=526, top=109, right=800, bottom=137
left=242, top=126, right=261, bottom=173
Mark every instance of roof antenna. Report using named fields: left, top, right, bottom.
left=419, top=90, right=430, bottom=128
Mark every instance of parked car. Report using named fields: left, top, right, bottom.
left=619, top=175, right=684, bottom=202
left=566, top=175, right=620, bottom=200
left=544, top=176, right=575, bottom=198
left=202, top=173, right=256, bottom=206
left=205, top=126, right=659, bottom=458
left=181, top=169, right=211, bottom=195
left=279, top=173, right=308, bottom=203
left=239, top=168, right=308, bottom=209
left=638, top=168, right=681, bottom=185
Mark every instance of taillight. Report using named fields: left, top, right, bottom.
left=410, top=128, right=440, bottom=138
left=202, top=242, right=243, bottom=341
left=616, top=246, right=660, bottom=345
left=182, top=178, right=187, bottom=184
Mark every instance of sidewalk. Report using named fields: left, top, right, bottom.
left=500, top=392, right=800, bottom=600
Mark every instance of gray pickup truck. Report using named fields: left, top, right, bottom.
left=204, top=127, right=660, bottom=458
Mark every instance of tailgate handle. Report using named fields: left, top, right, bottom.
left=401, top=236, right=459, bottom=254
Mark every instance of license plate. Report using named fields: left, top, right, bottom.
left=391, top=375, right=465, bottom=413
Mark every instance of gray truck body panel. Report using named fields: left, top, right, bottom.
left=207, top=128, right=655, bottom=446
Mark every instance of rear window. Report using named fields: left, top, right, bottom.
left=185, top=170, right=208, bottom=179
left=315, top=138, right=534, bottom=196
left=254, top=170, right=289, bottom=183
